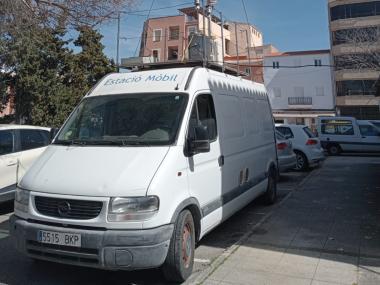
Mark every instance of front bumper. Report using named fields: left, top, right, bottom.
left=10, top=215, right=174, bottom=270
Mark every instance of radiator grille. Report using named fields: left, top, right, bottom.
left=35, top=196, right=103, bottom=220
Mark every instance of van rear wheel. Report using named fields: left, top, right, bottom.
left=162, top=209, right=195, bottom=283
left=263, top=168, right=277, bottom=205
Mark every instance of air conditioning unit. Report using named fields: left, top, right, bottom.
left=188, top=34, right=222, bottom=65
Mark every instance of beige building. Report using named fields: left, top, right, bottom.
left=224, top=22, right=263, bottom=56
left=138, top=7, right=231, bottom=63
left=328, top=0, right=380, bottom=119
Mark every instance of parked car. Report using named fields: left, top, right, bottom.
left=275, top=130, right=296, bottom=173
left=276, top=124, right=325, bottom=171
left=317, top=116, right=380, bottom=155
left=10, top=67, right=278, bottom=283
left=0, top=125, right=51, bottom=203
left=368, top=120, right=380, bottom=129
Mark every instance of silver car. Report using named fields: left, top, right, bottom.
left=275, top=130, right=297, bottom=173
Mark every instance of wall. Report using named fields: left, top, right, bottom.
left=264, top=53, right=335, bottom=110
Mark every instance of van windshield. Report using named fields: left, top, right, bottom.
left=54, top=93, right=188, bottom=146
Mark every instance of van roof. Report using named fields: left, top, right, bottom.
left=88, top=67, right=267, bottom=97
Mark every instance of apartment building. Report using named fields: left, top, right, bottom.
left=264, top=50, right=335, bottom=130
left=139, top=7, right=231, bottom=63
left=224, top=22, right=263, bottom=56
left=328, top=0, right=380, bottom=119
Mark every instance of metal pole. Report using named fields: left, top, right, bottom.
left=202, top=0, right=207, bottom=67
left=116, top=12, right=120, bottom=72
left=164, top=28, right=167, bottom=62
left=220, top=11, right=225, bottom=72
left=244, top=29, right=252, bottom=80
left=234, top=23, right=239, bottom=76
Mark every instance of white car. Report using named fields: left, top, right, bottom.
left=276, top=124, right=325, bottom=171
left=275, top=130, right=296, bottom=173
left=0, top=125, right=51, bottom=203
left=318, top=117, right=380, bottom=154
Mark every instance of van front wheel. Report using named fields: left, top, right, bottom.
left=162, top=209, right=195, bottom=283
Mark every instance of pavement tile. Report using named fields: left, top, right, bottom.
left=274, top=260, right=317, bottom=279
left=202, top=279, right=221, bottom=285
left=310, top=281, right=341, bottom=285
left=281, top=249, right=321, bottom=266
left=314, top=264, right=358, bottom=284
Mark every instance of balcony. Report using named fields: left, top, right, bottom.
left=288, top=97, right=313, bottom=106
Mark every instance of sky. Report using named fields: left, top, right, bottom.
left=98, top=0, right=331, bottom=62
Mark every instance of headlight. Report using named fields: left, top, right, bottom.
left=108, top=196, right=159, bottom=222
left=14, top=188, right=30, bottom=213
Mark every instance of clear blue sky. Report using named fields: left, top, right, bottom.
left=99, top=0, right=330, bottom=62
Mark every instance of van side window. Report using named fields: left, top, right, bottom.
left=188, top=94, right=217, bottom=141
left=0, top=130, right=14, bottom=155
left=359, top=125, right=380, bottom=136
left=321, top=120, right=354, bottom=135
left=20, top=129, right=49, bottom=151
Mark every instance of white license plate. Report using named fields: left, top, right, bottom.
left=37, top=230, right=81, bottom=247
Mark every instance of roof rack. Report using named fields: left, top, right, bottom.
left=119, top=59, right=248, bottom=77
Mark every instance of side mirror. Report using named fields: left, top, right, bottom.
left=50, top=128, right=60, bottom=142
left=186, top=125, right=210, bottom=156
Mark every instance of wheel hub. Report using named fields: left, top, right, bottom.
left=182, top=223, right=192, bottom=268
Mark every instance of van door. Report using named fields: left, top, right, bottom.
left=358, top=124, right=380, bottom=152
left=0, top=129, right=18, bottom=195
left=186, top=94, right=222, bottom=232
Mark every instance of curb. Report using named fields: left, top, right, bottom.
left=191, top=167, right=320, bottom=285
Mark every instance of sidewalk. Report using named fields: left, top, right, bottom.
left=201, top=156, right=380, bottom=285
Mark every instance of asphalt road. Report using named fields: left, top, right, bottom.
left=0, top=169, right=310, bottom=285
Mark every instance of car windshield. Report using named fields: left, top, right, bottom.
left=371, top=122, right=380, bottom=129
left=55, top=93, right=188, bottom=146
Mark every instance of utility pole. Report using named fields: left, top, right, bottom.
left=242, top=29, right=252, bottom=80
left=116, top=12, right=121, bottom=72
left=220, top=11, right=225, bottom=72
left=234, top=23, right=239, bottom=76
left=201, top=0, right=207, bottom=67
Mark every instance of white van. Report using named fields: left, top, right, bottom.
left=317, top=116, right=380, bottom=154
left=10, top=67, right=278, bottom=282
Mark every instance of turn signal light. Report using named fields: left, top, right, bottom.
left=306, top=139, right=318, bottom=145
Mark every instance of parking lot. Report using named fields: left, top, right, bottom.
left=0, top=155, right=379, bottom=285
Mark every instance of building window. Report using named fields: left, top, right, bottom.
left=186, top=15, right=196, bottom=22
left=273, top=87, right=281, bottom=98
left=337, top=80, right=377, bottom=96
left=168, top=46, right=179, bottom=60
left=245, top=67, right=251, bottom=75
left=334, top=54, right=380, bottom=71
left=273, top=61, right=280, bottom=69
left=316, top=86, right=324, bottom=96
left=330, top=1, right=380, bottom=21
left=332, top=27, right=380, bottom=45
left=314, top=59, right=322, bottom=66
left=225, top=39, right=230, bottom=55
left=152, top=49, right=160, bottom=62
left=153, top=29, right=162, bottom=42
left=169, top=26, right=180, bottom=40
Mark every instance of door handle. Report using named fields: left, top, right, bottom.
left=218, top=155, right=225, bottom=167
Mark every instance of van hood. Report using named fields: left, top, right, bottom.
left=20, top=145, right=170, bottom=197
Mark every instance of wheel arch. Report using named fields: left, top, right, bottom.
left=170, top=197, right=202, bottom=242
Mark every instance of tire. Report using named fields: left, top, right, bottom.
left=294, top=150, right=309, bottom=171
left=327, top=144, right=341, bottom=156
left=263, top=168, right=277, bottom=205
left=162, top=209, right=195, bottom=283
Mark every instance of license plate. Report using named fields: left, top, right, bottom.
left=37, top=230, right=81, bottom=247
